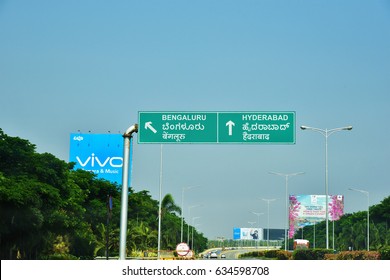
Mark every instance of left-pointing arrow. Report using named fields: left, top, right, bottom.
left=145, top=121, right=157, bottom=133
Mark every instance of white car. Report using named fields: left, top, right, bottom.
left=210, top=252, right=218, bottom=259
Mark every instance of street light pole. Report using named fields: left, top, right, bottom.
left=187, top=204, right=201, bottom=244
left=248, top=221, right=256, bottom=247
left=191, top=217, right=201, bottom=250
left=262, top=199, right=276, bottom=250
left=181, top=186, right=199, bottom=243
left=157, top=144, right=163, bottom=260
left=248, top=221, right=256, bottom=227
left=193, top=223, right=201, bottom=253
left=250, top=212, right=264, bottom=247
left=269, top=171, right=304, bottom=251
left=119, top=124, right=138, bottom=260
left=301, top=125, right=352, bottom=249
left=349, top=187, right=370, bottom=251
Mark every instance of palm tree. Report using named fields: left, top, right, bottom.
left=93, top=223, right=119, bottom=257
left=160, top=194, right=181, bottom=250
left=161, top=194, right=181, bottom=216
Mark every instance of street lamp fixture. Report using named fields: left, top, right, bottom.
left=300, top=125, right=352, bottom=249
left=269, top=171, right=304, bottom=251
left=181, top=185, right=200, bottom=242
left=261, top=198, right=277, bottom=250
left=250, top=211, right=264, bottom=247
left=348, top=187, right=370, bottom=251
left=300, top=125, right=352, bottom=131
left=187, top=204, right=202, bottom=244
left=191, top=216, right=201, bottom=250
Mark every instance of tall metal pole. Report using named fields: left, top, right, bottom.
left=262, top=199, right=276, bottom=250
left=349, top=187, right=370, bottom=251
left=269, top=172, right=304, bottom=251
left=187, top=205, right=200, bottom=244
left=191, top=217, right=200, bottom=249
left=367, top=191, right=370, bottom=251
left=325, top=130, right=329, bottom=249
left=181, top=188, right=185, bottom=243
left=193, top=223, right=201, bottom=252
left=157, top=144, right=163, bottom=259
left=119, top=124, right=138, bottom=260
left=181, top=186, right=198, bottom=243
left=250, top=211, right=263, bottom=248
left=301, top=125, right=352, bottom=249
left=313, top=221, right=316, bottom=249
left=248, top=221, right=256, bottom=247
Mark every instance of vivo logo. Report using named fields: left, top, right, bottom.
left=76, top=153, right=123, bottom=168
left=73, top=136, right=84, bottom=141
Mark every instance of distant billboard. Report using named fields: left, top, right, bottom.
left=69, top=133, right=123, bottom=184
left=289, top=194, right=344, bottom=238
left=233, top=228, right=264, bottom=240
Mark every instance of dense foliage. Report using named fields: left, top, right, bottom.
left=0, top=129, right=207, bottom=259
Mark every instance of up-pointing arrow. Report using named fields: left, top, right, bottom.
left=145, top=121, right=157, bottom=133
left=226, top=120, right=235, bottom=136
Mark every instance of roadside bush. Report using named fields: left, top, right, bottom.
left=292, top=249, right=333, bottom=260
left=239, top=251, right=265, bottom=259
left=379, top=247, right=390, bottom=260
left=324, top=253, right=337, bottom=260
left=45, top=254, right=79, bottom=260
left=264, top=250, right=279, bottom=259
left=293, top=249, right=316, bottom=260
left=335, top=251, right=380, bottom=260
left=313, top=249, right=334, bottom=260
left=275, top=250, right=292, bottom=260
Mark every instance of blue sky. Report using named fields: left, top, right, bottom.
left=1, top=0, right=389, bottom=240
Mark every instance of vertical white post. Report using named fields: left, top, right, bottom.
left=119, top=124, right=138, bottom=260
left=157, top=144, right=163, bottom=259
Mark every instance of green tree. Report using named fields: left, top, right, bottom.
left=0, top=129, right=207, bottom=259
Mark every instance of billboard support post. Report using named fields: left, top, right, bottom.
left=119, top=124, right=138, bottom=260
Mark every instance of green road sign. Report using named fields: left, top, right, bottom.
left=138, top=111, right=295, bottom=144
left=218, top=112, right=295, bottom=143
left=138, top=112, right=218, bottom=143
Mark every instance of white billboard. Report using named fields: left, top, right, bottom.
left=233, top=227, right=263, bottom=240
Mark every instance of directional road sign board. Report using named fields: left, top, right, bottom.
left=218, top=112, right=295, bottom=143
left=138, top=111, right=295, bottom=144
left=139, top=112, right=218, bottom=143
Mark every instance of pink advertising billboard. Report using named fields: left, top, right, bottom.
left=289, top=194, right=344, bottom=238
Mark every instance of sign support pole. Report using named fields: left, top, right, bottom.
left=119, top=124, right=138, bottom=260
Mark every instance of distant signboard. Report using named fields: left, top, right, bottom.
left=233, top=227, right=264, bottom=240
left=69, top=133, right=123, bottom=184
left=289, top=194, right=344, bottom=238
left=138, top=111, right=295, bottom=144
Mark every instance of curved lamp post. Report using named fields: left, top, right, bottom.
left=261, top=198, right=277, bottom=250
left=187, top=204, right=201, bottom=244
left=181, top=185, right=199, bottom=242
left=269, top=171, right=304, bottom=251
left=300, top=125, right=352, bottom=249
left=349, top=187, right=369, bottom=251
left=191, top=217, right=201, bottom=250
left=250, top=212, right=264, bottom=248
left=119, top=124, right=138, bottom=260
